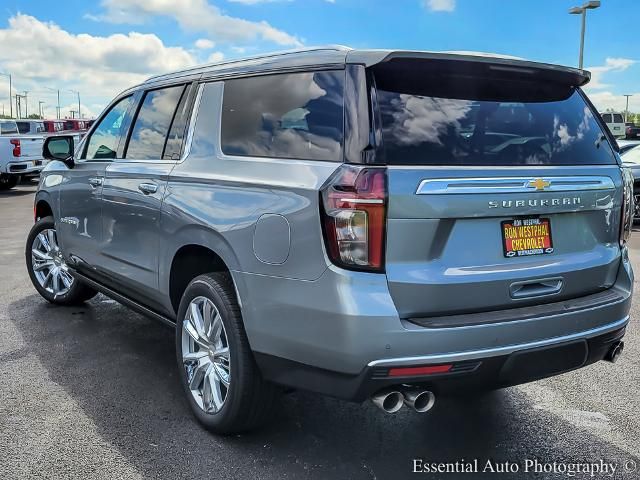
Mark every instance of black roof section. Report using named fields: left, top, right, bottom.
left=143, top=46, right=590, bottom=87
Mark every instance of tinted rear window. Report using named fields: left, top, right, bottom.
left=16, top=122, right=29, bottom=134
left=613, top=114, right=624, bottom=123
left=1, top=122, right=18, bottom=134
left=221, top=70, right=344, bottom=161
left=377, top=81, right=615, bottom=166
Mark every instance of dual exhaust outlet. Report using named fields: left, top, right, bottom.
left=371, top=388, right=436, bottom=414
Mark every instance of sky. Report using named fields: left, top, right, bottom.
left=0, top=0, right=638, bottom=119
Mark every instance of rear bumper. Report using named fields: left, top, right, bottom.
left=2, top=160, right=44, bottom=175
left=238, top=249, right=633, bottom=401
left=256, top=324, right=627, bottom=402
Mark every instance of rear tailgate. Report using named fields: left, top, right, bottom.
left=16, top=135, right=44, bottom=160
left=385, top=167, right=621, bottom=317
left=372, top=56, right=623, bottom=318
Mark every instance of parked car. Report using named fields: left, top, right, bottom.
left=27, top=47, right=633, bottom=433
left=625, top=122, right=640, bottom=139
left=0, top=120, right=45, bottom=190
left=601, top=112, right=626, bottom=138
left=16, top=119, right=46, bottom=135
left=43, top=120, right=66, bottom=134
left=621, top=144, right=640, bottom=219
left=618, top=139, right=640, bottom=154
left=64, top=119, right=88, bottom=131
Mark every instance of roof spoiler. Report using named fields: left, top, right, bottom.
left=349, top=50, right=590, bottom=87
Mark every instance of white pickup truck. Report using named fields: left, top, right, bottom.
left=0, top=120, right=45, bottom=190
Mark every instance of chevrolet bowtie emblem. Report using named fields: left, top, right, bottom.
left=528, top=178, right=551, bottom=191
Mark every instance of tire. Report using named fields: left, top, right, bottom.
left=25, top=216, right=98, bottom=305
left=176, top=272, right=279, bottom=434
left=0, top=174, right=18, bottom=191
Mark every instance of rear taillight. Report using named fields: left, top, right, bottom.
left=620, top=167, right=634, bottom=246
left=10, top=139, right=20, bottom=157
left=320, top=165, right=387, bottom=272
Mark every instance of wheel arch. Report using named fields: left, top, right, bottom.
left=162, top=225, right=244, bottom=317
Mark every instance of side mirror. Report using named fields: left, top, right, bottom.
left=43, top=135, right=75, bottom=168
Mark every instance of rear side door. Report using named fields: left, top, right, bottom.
left=57, top=95, right=134, bottom=271
left=372, top=62, right=623, bottom=319
left=100, top=82, right=194, bottom=306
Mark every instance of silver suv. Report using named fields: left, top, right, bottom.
left=26, top=47, right=633, bottom=433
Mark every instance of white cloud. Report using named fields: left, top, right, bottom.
left=194, top=38, right=215, bottom=49
left=424, top=0, right=455, bottom=12
left=585, top=57, right=636, bottom=90
left=584, top=91, right=640, bottom=114
left=207, top=52, right=225, bottom=63
left=0, top=14, right=206, bottom=116
left=93, top=0, right=302, bottom=46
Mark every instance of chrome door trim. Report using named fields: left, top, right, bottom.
left=415, top=176, right=615, bottom=195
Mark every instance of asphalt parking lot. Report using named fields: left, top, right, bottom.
left=1, top=183, right=639, bottom=480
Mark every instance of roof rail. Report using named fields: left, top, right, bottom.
left=144, top=45, right=352, bottom=83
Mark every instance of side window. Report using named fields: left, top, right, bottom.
left=84, top=96, right=132, bottom=160
left=221, top=70, right=344, bottom=161
left=125, top=84, right=186, bottom=160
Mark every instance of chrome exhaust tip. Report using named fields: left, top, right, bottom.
left=403, top=389, right=436, bottom=413
left=371, top=389, right=404, bottom=414
left=605, top=341, right=624, bottom=363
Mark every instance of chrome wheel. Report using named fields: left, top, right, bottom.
left=31, top=228, right=74, bottom=296
left=181, top=296, right=231, bottom=414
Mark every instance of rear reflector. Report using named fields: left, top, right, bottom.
left=388, top=364, right=453, bottom=377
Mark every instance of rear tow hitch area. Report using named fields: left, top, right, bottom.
left=605, top=341, right=625, bottom=363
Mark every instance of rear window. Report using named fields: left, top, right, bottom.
left=602, top=113, right=612, bottom=123
left=221, top=70, right=344, bottom=161
left=376, top=79, right=616, bottom=166
left=613, top=113, right=624, bottom=123
left=16, top=122, right=29, bottom=134
left=0, top=122, right=18, bottom=134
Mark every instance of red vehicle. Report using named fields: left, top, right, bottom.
left=64, top=119, right=88, bottom=131
left=43, top=120, right=65, bottom=133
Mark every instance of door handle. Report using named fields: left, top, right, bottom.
left=138, top=182, right=158, bottom=195
left=88, top=177, right=103, bottom=187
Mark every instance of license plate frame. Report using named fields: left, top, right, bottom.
left=501, top=217, right=554, bottom=258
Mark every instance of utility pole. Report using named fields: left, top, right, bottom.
left=0, top=72, right=11, bottom=118
left=624, top=95, right=633, bottom=122
left=68, top=89, right=81, bottom=120
left=38, top=101, right=45, bottom=119
left=23, top=91, right=28, bottom=117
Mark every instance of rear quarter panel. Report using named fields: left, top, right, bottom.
left=159, top=82, right=339, bottom=311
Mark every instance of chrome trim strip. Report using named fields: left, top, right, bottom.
left=367, top=316, right=628, bottom=367
left=416, top=176, right=615, bottom=195
left=179, top=83, right=204, bottom=163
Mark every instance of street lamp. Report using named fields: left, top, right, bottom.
left=624, top=95, right=633, bottom=123
left=45, top=86, right=60, bottom=119
left=68, top=89, right=81, bottom=119
left=0, top=71, right=12, bottom=118
left=569, top=1, right=601, bottom=69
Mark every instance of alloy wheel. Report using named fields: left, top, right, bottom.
left=181, top=296, right=231, bottom=414
left=31, top=228, right=74, bottom=296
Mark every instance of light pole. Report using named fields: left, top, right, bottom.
left=38, top=100, right=45, bottom=119
left=569, top=1, right=601, bottom=69
left=68, top=89, right=80, bottom=120
left=45, top=87, right=61, bottom=119
left=0, top=71, right=12, bottom=118
left=623, top=95, right=633, bottom=122
left=23, top=91, right=28, bottom=117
